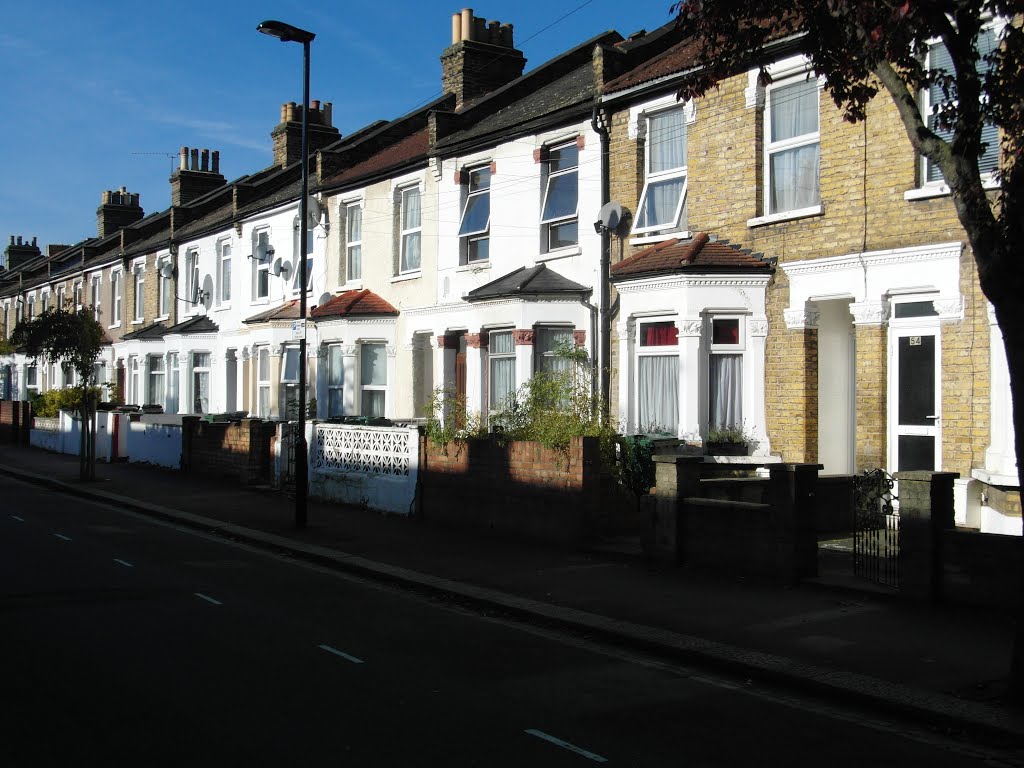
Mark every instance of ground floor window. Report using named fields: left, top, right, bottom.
left=708, top=354, right=742, bottom=430
left=637, top=320, right=679, bottom=434
left=25, top=364, right=38, bottom=394
left=257, top=347, right=271, bottom=418
left=360, top=343, right=386, bottom=417
left=148, top=355, right=165, bottom=406
left=166, top=354, right=178, bottom=413
left=327, top=345, right=344, bottom=418
left=281, top=346, right=301, bottom=420
left=129, top=357, right=141, bottom=404
left=192, top=352, right=210, bottom=413
left=488, top=330, right=515, bottom=411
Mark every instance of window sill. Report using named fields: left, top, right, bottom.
left=630, top=231, right=690, bottom=247
left=155, top=314, right=169, bottom=323
left=108, top=323, right=121, bottom=330
left=214, top=304, right=231, bottom=312
left=131, top=319, right=144, bottom=326
left=904, top=178, right=999, bottom=201
left=537, top=245, right=582, bottom=262
left=340, top=281, right=363, bottom=291
left=391, top=270, right=422, bottom=284
left=250, top=298, right=270, bottom=307
left=457, top=261, right=490, bottom=273
left=747, top=205, right=823, bottom=228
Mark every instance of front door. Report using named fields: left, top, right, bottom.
left=890, top=301, right=941, bottom=472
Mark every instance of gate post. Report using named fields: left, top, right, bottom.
left=896, top=471, right=958, bottom=603
left=649, top=455, right=703, bottom=567
left=769, top=463, right=822, bottom=583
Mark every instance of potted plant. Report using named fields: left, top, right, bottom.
left=704, top=424, right=752, bottom=456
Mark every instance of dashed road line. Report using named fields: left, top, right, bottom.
left=318, top=644, right=365, bottom=664
left=11, top=515, right=24, bottom=522
left=525, top=729, right=607, bottom=762
left=113, top=558, right=134, bottom=568
left=194, top=592, right=222, bottom=605
left=53, top=533, right=72, bottom=541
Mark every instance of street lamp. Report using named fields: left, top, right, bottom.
left=258, top=19, right=315, bottom=529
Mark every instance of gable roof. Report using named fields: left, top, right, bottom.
left=610, top=233, right=773, bottom=279
left=311, top=289, right=398, bottom=319
left=464, top=263, right=590, bottom=302
left=243, top=299, right=302, bottom=324
left=121, top=322, right=169, bottom=341
left=163, top=315, right=219, bottom=335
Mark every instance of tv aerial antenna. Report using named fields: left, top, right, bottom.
left=131, top=151, right=178, bottom=173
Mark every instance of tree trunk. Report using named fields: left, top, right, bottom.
left=994, top=298, right=1024, bottom=702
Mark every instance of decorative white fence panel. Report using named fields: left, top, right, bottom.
left=310, top=424, right=420, bottom=515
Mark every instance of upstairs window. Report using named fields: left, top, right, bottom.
left=56, top=286, right=65, bottom=311
left=765, top=76, right=820, bottom=214
left=157, top=258, right=171, bottom=317
left=132, top=264, right=144, bottom=321
left=459, top=166, right=491, bottom=264
left=73, top=281, right=83, bottom=310
left=91, top=277, right=101, bottom=322
left=344, top=201, right=362, bottom=282
left=185, top=250, right=200, bottom=307
left=41, top=292, right=50, bottom=313
left=399, top=186, right=422, bottom=273
left=540, top=142, right=579, bottom=250
left=110, top=271, right=122, bottom=324
left=252, top=230, right=271, bottom=300
left=634, top=108, right=688, bottom=233
left=921, top=25, right=1000, bottom=185
left=292, top=221, right=314, bottom=293
left=217, top=240, right=232, bottom=304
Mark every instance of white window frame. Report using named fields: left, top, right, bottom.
left=707, top=313, right=745, bottom=433
left=252, top=229, right=271, bottom=301
left=459, top=165, right=491, bottom=265
left=185, top=249, right=200, bottom=310
left=156, top=257, right=171, bottom=318
left=27, top=295, right=35, bottom=320
left=217, top=239, right=232, bottom=306
left=256, top=347, right=271, bottom=418
left=25, top=364, right=38, bottom=392
left=41, top=291, right=50, bottom=314
left=359, top=342, right=387, bottom=417
left=129, top=356, right=140, bottom=404
left=763, top=72, right=821, bottom=217
left=540, top=140, right=580, bottom=250
left=56, top=286, right=65, bottom=311
left=191, top=351, right=211, bottom=414
left=291, top=222, right=314, bottom=293
left=73, top=281, right=83, bottom=311
left=398, top=185, right=422, bottom=274
left=344, top=200, right=362, bottom=283
left=487, top=329, right=516, bottom=414
left=147, top=354, right=165, bottom=407
left=634, top=317, right=680, bottom=436
left=326, top=344, right=345, bottom=418
left=633, top=105, right=691, bottom=235
left=90, top=276, right=102, bottom=322
left=132, top=262, right=145, bottom=322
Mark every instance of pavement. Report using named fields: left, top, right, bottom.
left=2, top=441, right=1023, bottom=745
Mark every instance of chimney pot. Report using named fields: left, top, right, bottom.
left=280, top=103, right=288, bottom=123
left=200, top=148, right=209, bottom=172
left=451, top=13, right=462, bottom=44
left=502, top=22, right=514, bottom=46
left=190, top=148, right=199, bottom=170
left=311, top=99, right=320, bottom=111
left=323, top=102, right=333, bottom=127
left=9, top=236, right=13, bottom=245
left=31, top=237, right=36, bottom=247
left=17, top=236, right=22, bottom=245
left=461, top=8, right=474, bottom=41
left=119, top=185, right=127, bottom=194
left=473, top=16, right=485, bottom=41
left=180, top=146, right=189, bottom=170
left=212, top=150, right=220, bottom=174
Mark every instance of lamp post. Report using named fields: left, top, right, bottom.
left=258, top=19, right=315, bottom=529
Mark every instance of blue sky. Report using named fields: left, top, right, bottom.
left=0, top=1, right=674, bottom=252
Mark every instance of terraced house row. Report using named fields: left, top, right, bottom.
left=0, top=10, right=1016, bottom=532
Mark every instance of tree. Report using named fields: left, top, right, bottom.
left=12, top=307, right=105, bottom=481
left=669, top=0, right=1024, bottom=694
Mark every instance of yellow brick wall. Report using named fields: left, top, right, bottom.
left=607, top=69, right=990, bottom=475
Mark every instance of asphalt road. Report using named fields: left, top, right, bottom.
left=2, top=474, right=1018, bottom=767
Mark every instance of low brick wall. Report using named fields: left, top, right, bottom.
left=682, top=498, right=785, bottom=577
left=941, top=528, right=1021, bottom=610
left=421, top=436, right=600, bottom=543
left=181, top=417, right=277, bottom=484
left=0, top=400, right=31, bottom=444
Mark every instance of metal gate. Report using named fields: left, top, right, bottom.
left=281, top=422, right=296, bottom=495
left=852, top=469, right=899, bottom=588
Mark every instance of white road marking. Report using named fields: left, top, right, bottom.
left=525, top=729, right=607, bottom=762
left=11, top=515, right=24, bottom=522
left=54, top=533, right=72, bottom=541
left=113, top=558, right=134, bottom=568
left=318, top=644, right=364, bottom=664
left=194, top=592, right=222, bottom=605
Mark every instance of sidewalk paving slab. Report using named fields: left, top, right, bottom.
left=2, top=442, right=1023, bottom=745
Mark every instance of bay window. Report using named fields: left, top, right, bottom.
left=257, top=347, right=271, bottom=418
left=637, top=320, right=679, bottom=435
left=488, top=331, right=515, bottom=412
left=327, top=344, right=345, bottom=417
left=708, top=316, right=743, bottom=431
left=360, top=343, right=386, bottom=417
left=192, top=352, right=210, bottom=413
left=148, top=355, right=165, bottom=406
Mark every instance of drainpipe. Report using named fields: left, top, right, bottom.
left=591, top=103, right=611, bottom=417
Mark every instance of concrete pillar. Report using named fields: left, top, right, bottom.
left=677, top=320, right=700, bottom=441
left=897, top=470, right=957, bottom=602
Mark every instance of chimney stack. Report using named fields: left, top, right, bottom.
left=442, top=8, right=525, bottom=111
left=170, top=146, right=227, bottom=206
left=3, top=234, right=42, bottom=271
left=97, top=186, right=145, bottom=239
left=271, top=100, right=341, bottom=168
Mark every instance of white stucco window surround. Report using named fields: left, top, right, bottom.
left=614, top=273, right=770, bottom=452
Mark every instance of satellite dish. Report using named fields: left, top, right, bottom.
left=317, top=292, right=332, bottom=309
left=273, top=258, right=291, bottom=280
left=159, top=262, right=175, bottom=279
left=200, top=274, right=214, bottom=311
left=306, top=196, right=322, bottom=229
left=597, top=201, right=624, bottom=231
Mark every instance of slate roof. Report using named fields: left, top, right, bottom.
left=320, top=130, right=429, bottom=189
left=311, top=289, right=398, bottom=319
left=121, top=322, right=169, bottom=341
left=464, top=263, right=590, bottom=302
left=163, top=315, right=219, bottom=334
left=610, top=233, right=773, bottom=279
left=243, top=300, right=302, bottom=324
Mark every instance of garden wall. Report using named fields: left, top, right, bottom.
left=0, top=400, right=30, bottom=444
left=420, top=436, right=601, bottom=543
left=181, top=417, right=276, bottom=484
